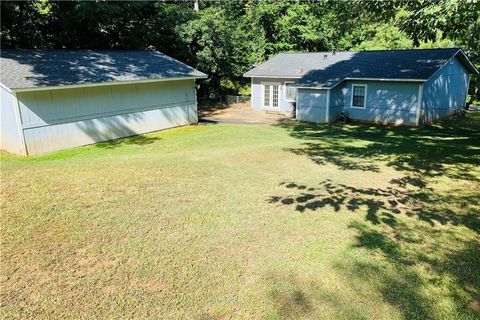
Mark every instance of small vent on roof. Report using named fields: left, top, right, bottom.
left=145, top=45, right=156, bottom=52
left=333, top=48, right=337, bottom=55
left=324, top=54, right=328, bottom=60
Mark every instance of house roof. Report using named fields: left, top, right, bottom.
left=0, top=50, right=207, bottom=91
left=244, top=48, right=478, bottom=88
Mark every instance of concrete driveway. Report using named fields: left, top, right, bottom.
left=198, top=102, right=291, bottom=124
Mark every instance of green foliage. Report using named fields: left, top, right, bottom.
left=339, top=24, right=414, bottom=50
left=1, top=0, right=478, bottom=95
left=176, top=6, right=248, bottom=95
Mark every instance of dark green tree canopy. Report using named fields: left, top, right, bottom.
left=1, top=0, right=479, bottom=96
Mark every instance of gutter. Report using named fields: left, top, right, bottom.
left=292, top=78, right=426, bottom=90
left=243, top=75, right=302, bottom=79
left=10, top=75, right=208, bottom=93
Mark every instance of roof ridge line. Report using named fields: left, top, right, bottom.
left=278, top=47, right=461, bottom=55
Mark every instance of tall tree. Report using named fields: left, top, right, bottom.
left=1, top=0, right=478, bottom=96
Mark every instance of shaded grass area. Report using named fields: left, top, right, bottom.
left=1, top=113, right=479, bottom=319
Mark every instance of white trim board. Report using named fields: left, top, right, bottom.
left=344, top=77, right=425, bottom=82
left=246, top=75, right=302, bottom=79
left=293, top=78, right=426, bottom=90
left=10, top=76, right=207, bottom=93
left=455, top=49, right=480, bottom=75
left=0, top=82, right=12, bottom=93
left=11, top=92, right=28, bottom=155
left=292, top=86, right=332, bottom=90
left=350, top=84, right=367, bottom=109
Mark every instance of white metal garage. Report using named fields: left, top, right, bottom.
left=0, top=50, right=207, bottom=155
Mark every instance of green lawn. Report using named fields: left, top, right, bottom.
left=1, top=113, right=479, bottom=319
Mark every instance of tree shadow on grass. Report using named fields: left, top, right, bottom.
left=94, top=134, right=160, bottom=149
left=267, top=177, right=479, bottom=318
left=276, top=113, right=480, bottom=181
left=265, top=272, right=371, bottom=319
left=267, top=179, right=479, bottom=232
left=344, top=221, right=480, bottom=320
left=269, top=113, right=480, bottom=318
left=266, top=177, right=479, bottom=318
left=267, top=273, right=313, bottom=319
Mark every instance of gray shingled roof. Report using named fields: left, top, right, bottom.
left=0, top=50, right=207, bottom=90
left=244, top=48, right=478, bottom=88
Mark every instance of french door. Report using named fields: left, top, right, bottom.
left=262, top=82, right=280, bottom=109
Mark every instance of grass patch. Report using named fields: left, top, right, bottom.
left=1, top=113, right=479, bottom=319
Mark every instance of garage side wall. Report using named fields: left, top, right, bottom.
left=17, top=79, right=197, bottom=155
left=422, top=56, right=469, bottom=123
left=1, top=87, right=24, bottom=154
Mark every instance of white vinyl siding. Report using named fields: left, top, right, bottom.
left=15, top=79, right=197, bottom=155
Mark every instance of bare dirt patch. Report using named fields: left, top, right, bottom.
left=199, top=101, right=291, bottom=124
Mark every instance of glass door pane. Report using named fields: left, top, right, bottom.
left=263, top=85, right=271, bottom=107
left=272, top=85, right=279, bottom=108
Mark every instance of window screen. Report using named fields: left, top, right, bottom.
left=285, top=83, right=297, bottom=101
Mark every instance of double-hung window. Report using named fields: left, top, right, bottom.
left=351, top=84, right=367, bottom=108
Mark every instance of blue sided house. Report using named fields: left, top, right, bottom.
left=244, top=48, right=478, bottom=126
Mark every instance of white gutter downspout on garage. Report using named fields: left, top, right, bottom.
left=466, top=74, right=471, bottom=107
left=325, top=89, right=331, bottom=123
left=11, top=91, right=28, bottom=155
left=416, top=83, right=424, bottom=126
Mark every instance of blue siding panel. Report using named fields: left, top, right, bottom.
left=251, top=55, right=471, bottom=126
left=297, top=89, right=328, bottom=122
left=342, top=80, right=420, bottom=126
left=328, top=84, right=344, bottom=122
left=297, top=81, right=420, bottom=125
left=422, top=56, right=469, bottom=123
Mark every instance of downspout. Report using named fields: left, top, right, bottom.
left=295, top=88, right=299, bottom=120
left=11, top=91, right=28, bottom=155
left=325, top=89, right=331, bottom=123
left=416, top=83, right=424, bottom=127
left=466, top=74, right=471, bottom=107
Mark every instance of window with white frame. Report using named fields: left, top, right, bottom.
left=351, top=85, right=367, bottom=108
left=285, top=82, right=297, bottom=101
